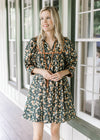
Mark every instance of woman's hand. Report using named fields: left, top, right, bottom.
left=41, top=69, right=53, bottom=80
left=50, top=70, right=70, bottom=81
left=33, top=68, right=70, bottom=81
left=32, top=68, right=53, bottom=80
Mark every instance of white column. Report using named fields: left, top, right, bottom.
left=33, top=0, right=39, bottom=36
left=62, top=0, right=68, bottom=37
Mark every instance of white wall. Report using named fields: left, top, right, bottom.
left=0, top=0, right=91, bottom=139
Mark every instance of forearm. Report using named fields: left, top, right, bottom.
left=61, top=69, right=71, bottom=77
left=31, top=68, right=43, bottom=75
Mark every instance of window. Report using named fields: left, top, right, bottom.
left=42, top=0, right=59, bottom=10
left=42, top=0, right=50, bottom=7
left=76, top=0, right=100, bottom=128
left=7, top=0, right=16, bottom=83
left=22, top=0, right=33, bottom=89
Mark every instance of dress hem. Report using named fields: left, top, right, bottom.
left=22, top=114, right=77, bottom=124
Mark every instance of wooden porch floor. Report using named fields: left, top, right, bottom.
left=0, top=92, right=50, bottom=140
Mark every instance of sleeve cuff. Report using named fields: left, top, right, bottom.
left=67, top=66, right=75, bottom=78
left=26, top=66, right=35, bottom=75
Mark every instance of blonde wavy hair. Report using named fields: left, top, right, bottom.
left=37, top=6, right=64, bottom=49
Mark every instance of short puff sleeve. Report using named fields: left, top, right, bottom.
left=24, top=37, right=37, bottom=75
left=63, top=37, right=77, bottom=77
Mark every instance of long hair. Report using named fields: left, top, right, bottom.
left=37, top=6, right=64, bottom=49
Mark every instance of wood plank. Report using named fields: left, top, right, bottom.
left=0, top=92, right=50, bottom=140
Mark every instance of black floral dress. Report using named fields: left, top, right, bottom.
left=23, top=36, right=77, bottom=124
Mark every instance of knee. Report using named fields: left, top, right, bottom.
left=33, top=122, right=44, bottom=140
left=51, top=125, right=60, bottom=136
left=33, top=129, right=43, bottom=140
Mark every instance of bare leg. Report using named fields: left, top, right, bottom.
left=33, top=122, right=44, bottom=140
left=51, top=122, right=61, bottom=140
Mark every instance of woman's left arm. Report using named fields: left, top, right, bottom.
left=63, top=38, right=77, bottom=78
left=50, top=38, right=77, bottom=81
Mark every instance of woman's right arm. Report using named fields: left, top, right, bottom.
left=24, top=38, right=37, bottom=75
left=31, top=68, right=43, bottom=75
left=24, top=38, right=52, bottom=79
left=32, top=68, right=53, bottom=80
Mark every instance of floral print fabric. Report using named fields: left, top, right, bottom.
left=23, top=37, right=77, bottom=124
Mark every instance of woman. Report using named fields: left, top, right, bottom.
left=23, top=6, right=77, bottom=140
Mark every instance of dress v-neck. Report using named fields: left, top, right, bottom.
left=45, top=39, right=57, bottom=51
